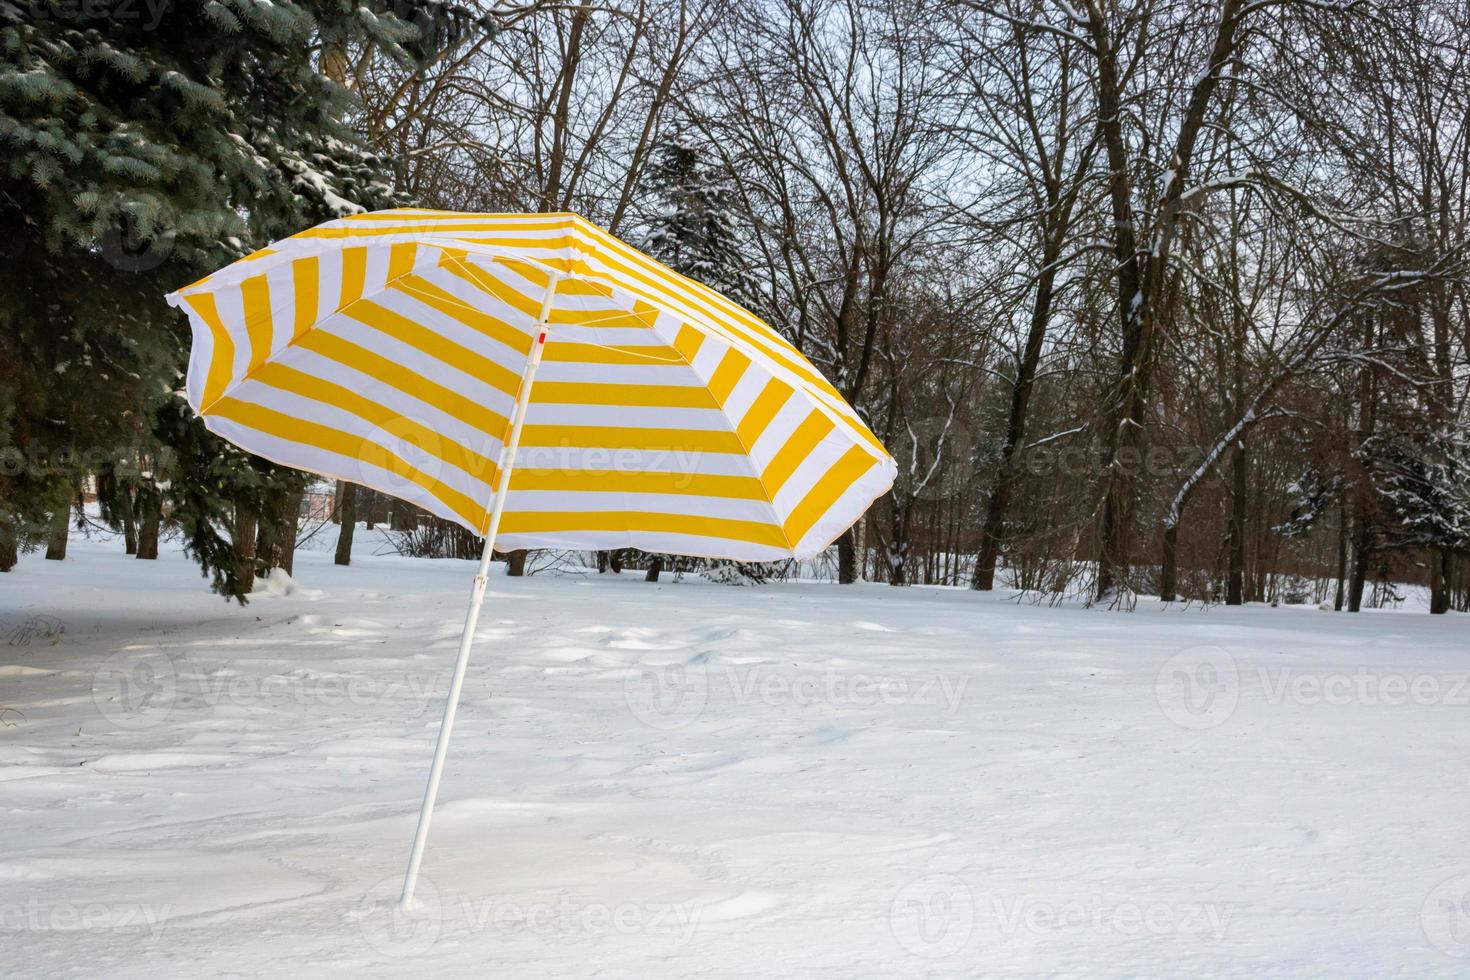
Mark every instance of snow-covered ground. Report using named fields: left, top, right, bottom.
left=3, top=534, right=1469, bottom=978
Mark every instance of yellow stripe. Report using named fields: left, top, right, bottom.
left=247, top=362, right=499, bottom=484
left=344, top=299, right=521, bottom=397
left=519, top=425, right=745, bottom=454
left=291, top=256, right=319, bottom=340
left=185, top=293, right=236, bottom=410
left=508, top=469, right=766, bottom=500
left=207, top=397, right=485, bottom=528
left=499, top=510, right=788, bottom=549
left=547, top=305, right=655, bottom=329
left=295, top=330, right=508, bottom=437
left=339, top=247, right=367, bottom=309
left=239, top=273, right=274, bottom=374
left=673, top=323, right=704, bottom=362
left=387, top=242, right=418, bottom=281
left=391, top=274, right=531, bottom=355
left=737, top=378, right=792, bottom=448
left=530, top=381, right=716, bottom=409
left=784, top=446, right=876, bottom=543
left=763, top=411, right=834, bottom=493
left=708, top=349, right=751, bottom=404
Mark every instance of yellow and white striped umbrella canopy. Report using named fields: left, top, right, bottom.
left=166, top=210, right=895, bottom=561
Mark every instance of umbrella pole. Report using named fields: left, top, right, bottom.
left=398, top=273, right=559, bottom=908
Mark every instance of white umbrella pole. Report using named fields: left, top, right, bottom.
left=399, top=273, right=560, bottom=908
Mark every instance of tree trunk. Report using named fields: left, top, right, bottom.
left=0, top=519, right=17, bottom=572
left=1346, top=312, right=1377, bottom=614
left=233, top=507, right=257, bottom=595
left=1159, top=524, right=1180, bottom=602
left=645, top=557, right=663, bottom=582
left=1226, top=443, right=1247, bottom=605
left=119, top=482, right=138, bottom=555
left=135, top=484, right=161, bottom=560
left=836, top=527, right=860, bottom=584
left=44, top=499, right=70, bottom=561
left=256, top=489, right=303, bottom=576
left=506, top=549, right=528, bottom=576
left=334, top=481, right=356, bottom=566
left=278, top=489, right=303, bottom=576
left=973, top=245, right=1061, bottom=590
left=888, top=504, right=910, bottom=586
left=1429, top=548, right=1451, bottom=615
left=1085, top=7, right=1146, bottom=603
left=1333, top=502, right=1347, bottom=611
left=1347, top=538, right=1368, bottom=613
left=1086, top=0, right=1242, bottom=602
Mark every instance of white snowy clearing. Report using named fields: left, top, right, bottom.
left=3, top=534, right=1469, bottom=978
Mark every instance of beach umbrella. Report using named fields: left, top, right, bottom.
left=165, top=209, right=896, bottom=904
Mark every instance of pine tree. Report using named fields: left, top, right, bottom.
left=1361, top=424, right=1470, bottom=612
left=0, top=0, right=487, bottom=594
left=641, top=126, right=756, bottom=309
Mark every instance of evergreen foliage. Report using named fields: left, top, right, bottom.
left=0, top=0, right=486, bottom=595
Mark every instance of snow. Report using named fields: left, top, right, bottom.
left=3, top=534, right=1470, bottom=977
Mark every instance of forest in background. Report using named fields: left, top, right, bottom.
left=2, top=0, right=1468, bottom=612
